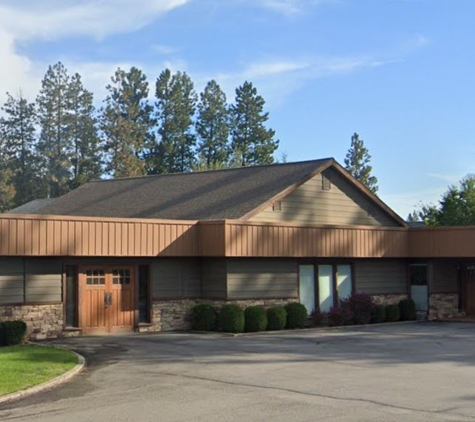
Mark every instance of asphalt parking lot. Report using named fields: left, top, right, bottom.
left=1, top=322, right=475, bottom=422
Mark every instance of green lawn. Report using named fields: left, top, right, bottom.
left=0, top=345, right=77, bottom=396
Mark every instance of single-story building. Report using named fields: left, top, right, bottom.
left=1, top=158, right=474, bottom=339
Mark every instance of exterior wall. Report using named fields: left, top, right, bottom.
left=431, top=260, right=459, bottom=293
left=371, top=294, right=408, bottom=305
left=0, top=258, right=24, bottom=304
left=0, top=303, right=63, bottom=340
left=355, top=259, right=407, bottom=295
left=151, top=258, right=201, bottom=299
left=251, top=168, right=399, bottom=227
left=201, top=258, right=227, bottom=299
left=428, top=293, right=462, bottom=320
left=139, top=298, right=298, bottom=332
left=25, top=259, right=62, bottom=303
left=226, top=259, right=298, bottom=300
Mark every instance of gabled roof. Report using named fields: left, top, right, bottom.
left=33, top=158, right=406, bottom=226
left=8, top=198, right=57, bottom=214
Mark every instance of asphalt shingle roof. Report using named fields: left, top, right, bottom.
left=33, top=159, right=333, bottom=220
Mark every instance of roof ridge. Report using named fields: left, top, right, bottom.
left=88, top=158, right=335, bottom=184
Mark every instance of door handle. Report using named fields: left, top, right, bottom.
left=108, top=292, right=112, bottom=306
left=104, top=292, right=113, bottom=307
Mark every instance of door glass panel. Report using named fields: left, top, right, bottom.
left=112, top=269, right=131, bottom=285
left=65, top=266, right=78, bottom=327
left=318, top=265, right=334, bottom=312
left=299, top=265, right=315, bottom=315
left=337, top=265, right=352, bottom=301
left=409, top=264, right=428, bottom=311
left=86, top=269, right=105, bottom=285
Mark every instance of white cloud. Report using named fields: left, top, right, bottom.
left=152, top=44, right=180, bottom=55
left=252, top=0, right=340, bottom=16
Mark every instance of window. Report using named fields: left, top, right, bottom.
left=272, top=201, right=282, bottom=212
left=409, top=264, right=428, bottom=311
left=65, top=266, right=78, bottom=327
left=86, top=269, right=105, bottom=285
left=138, top=265, right=150, bottom=323
left=322, top=176, right=331, bottom=190
left=112, top=269, right=131, bottom=285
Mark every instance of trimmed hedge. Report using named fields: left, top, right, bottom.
left=266, top=306, right=287, bottom=331
left=372, top=304, right=387, bottom=323
left=385, top=304, right=400, bottom=322
left=191, top=304, right=217, bottom=331
left=244, top=306, right=268, bottom=332
left=399, top=299, right=417, bottom=321
left=327, top=305, right=353, bottom=327
left=0, top=320, right=27, bottom=346
left=219, top=304, right=245, bottom=333
left=285, top=303, right=308, bottom=329
left=346, top=293, right=375, bottom=325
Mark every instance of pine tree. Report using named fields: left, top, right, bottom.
left=344, top=132, right=379, bottom=193
left=101, top=67, right=153, bottom=178
left=36, top=62, right=72, bottom=197
left=0, top=92, right=46, bottom=206
left=0, top=132, right=16, bottom=212
left=230, top=81, right=278, bottom=166
left=149, top=69, right=197, bottom=174
left=68, top=73, right=102, bottom=188
left=196, top=80, right=230, bottom=169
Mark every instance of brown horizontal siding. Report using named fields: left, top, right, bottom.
left=0, top=214, right=199, bottom=257
left=224, top=221, right=408, bottom=258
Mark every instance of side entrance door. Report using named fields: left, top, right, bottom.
left=464, top=264, right=475, bottom=316
left=80, top=266, right=135, bottom=334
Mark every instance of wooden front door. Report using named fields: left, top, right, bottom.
left=80, top=266, right=135, bottom=334
left=464, top=264, right=475, bottom=316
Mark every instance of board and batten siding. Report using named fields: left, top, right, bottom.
left=25, top=259, right=63, bottom=303
left=226, top=259, right=298, bottom=299
left=0, top=258, right=24, bottom=304
left=151, top=258, right=201, bottom=299
left=201, top=259, right=227, bottom=299
left=431, top=260, right=458, bottom=293
left=251, top=168, right=399, bottom=227
left=355, top=259, right=407, bottom=294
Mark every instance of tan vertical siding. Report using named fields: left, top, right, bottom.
left=251, top=168, right=399, bottom=227
left=151, top=258, right=201, bottom=299
left=0, top=258, right=24, bottom=304
left=409, top=227, right=475, bottom=257
left=201, top=258, right=227, bottom=299
left=355, top=259, right=407, bottom=294
left=431, top=260, right=459, bottom=293
left=25, top=259, right=62, bottom=302
left=227, top=259, right=298, bottom=299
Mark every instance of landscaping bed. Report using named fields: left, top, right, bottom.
left=0, top=345, right=77, bottom=396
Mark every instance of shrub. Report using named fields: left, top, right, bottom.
left=311, top=310, right=327, bottom=327
left=285, top=303, right=308, bottom=329
left=191, top=304, right=217, bottom=331
left=346, top=293, right=375, bottom=325
left=385, top=304, right=400, bottom=322
left=327, top=305, right=353, bottom=327
left=372, top=304, right=387, bottom=323
left=399, top=299, right=417, bottom=321
left=266, top=307, right=287, bottom=331
left=244, top=306, right=268, bottom=332
left=0, top=320, right=27, bottom=346
left=219, top=304, right=245, bottom=333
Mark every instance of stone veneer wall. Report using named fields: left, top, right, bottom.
left=428, top=293, right=463, bottom=320
left=370, top=294, right=408, bottom=305
left=0, top=304, right=64, bottom=340
left=140, top=298, right=298, bottom=333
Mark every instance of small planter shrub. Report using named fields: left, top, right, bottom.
left=0, top=320, right=27, bottom=346
left=219, top=304, right=244, bottom=333
left=327, top=305, right=353, bottom=327
left=312, top=310, right=327, bottom=327
left=191, top=304, right=217, bottom=331
left=346, top=293, right=375, bottom=325
left=266, top=306, right=287, bottom=331
left=385, top=304, right=400, bottom=322
left=372, top=304, right=387, bottom=323
left=244, top=306, right=268, bottom=332
left=399, top=299, right=417, bottom=321
left=285, top=303, right=308, bottom=329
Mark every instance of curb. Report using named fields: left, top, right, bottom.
left=0, top=347, right=85, bottom=406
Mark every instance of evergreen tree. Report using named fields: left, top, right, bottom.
left=150, top=69, right=197, bottom=174
left=0, top=133, right=16, bottom=212
left=344, top=132, right=379, bottom=193
left=230, top=81, right=278, bottom=166
left=36, top=62, right=72, bottom=197
left=196, top=80, right=230, bottom=169
left=101, top=67, right=153, bottom=178
left=68, top=73, right=102, bottom=188
left=0, top=92, right=46, bottom=206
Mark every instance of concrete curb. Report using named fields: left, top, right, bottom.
left=0, top=346, right=85, bottom=406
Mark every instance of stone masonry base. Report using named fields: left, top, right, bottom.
left=428, top=293, right=463, bottom=320
left=371, top=294, right=408, bottom=305
left=0, top=304, right=64, bottom=341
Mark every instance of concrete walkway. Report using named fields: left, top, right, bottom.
left=1, top=322, right=475, bottom=421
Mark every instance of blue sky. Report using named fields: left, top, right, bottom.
left=0, top=0, right=474, bottom=218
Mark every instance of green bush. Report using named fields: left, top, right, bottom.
left=399, top=299, right=417, bottom=321
left=285, top=303, right=308, bottom=329
left=372, top=305, right=387, bottom=323
left=0, top=320, right=27, bottom=346
left=244, top=306, right=268, bottom=332
left=266, top=307, right=287, bottom=331
left=219, top=304, right=245, bottom=333
left=346, top=293, right=375, bottom=325
left=385, top=304, right=400, bottom=322
left=191, top=304, right=217, bottom=331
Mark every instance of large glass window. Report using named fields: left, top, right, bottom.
left=318, top=265, right=334, bottom=312
left=409, top=264, right=428, bottom=311
left=337, top=265, right=352, bottom=301
left=299, top=265, right=316, bottom=314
